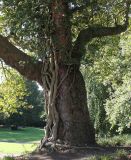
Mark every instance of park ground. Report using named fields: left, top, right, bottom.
left=0, top=127, right=131, bottom=160
left=0, top=127, right=43, bottom=158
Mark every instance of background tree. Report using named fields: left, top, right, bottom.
left=82, top=26, right=131, bottom=135
left=21, top=80, right=44, bottom=127
left=105, top=29, right=131, bottom=134
left=5, top=81, right=44, bottom=128
left=0, top=68, right=44, bottom=127
left=0, top=68, right=27, bottom=117
left=0, top=0, right=130, bottom=147
left=0, top=68, right=45, bottom=127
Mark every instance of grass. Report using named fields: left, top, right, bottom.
left=86, top=149, right=129, bottom=160
left=1, top=157, right=16, bottom=160
left=0, top=142, right=37, bottom=154
left=0, top=127, right=130, bottom=159
left=0, top=127, right=44, bottom=154
left=97, top=134, right=131, bottom=147
left=0, top=127, right=44, bottom=142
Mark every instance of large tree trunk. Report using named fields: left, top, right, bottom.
left=56, top=64, right=95, bottom=145
left=41, top=62, right=95, bottom=147
left=39, top=0, right=95, bottom=147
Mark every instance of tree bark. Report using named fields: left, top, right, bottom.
left=39, top=0, right=95, bottom=147
left=56, top=64, right=95, bottom=145
left=0, top=35, right=43, bottom=85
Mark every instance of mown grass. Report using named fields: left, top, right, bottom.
left=0, top=127, right=44, bottom=142
left=0, top=142, right=37, bottom=154
left=0, top=127, right=44, bottom=154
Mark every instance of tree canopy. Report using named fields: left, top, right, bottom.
left=0, top=0, right=130, bottom=64
left=82, top=25, right=131, bottom=134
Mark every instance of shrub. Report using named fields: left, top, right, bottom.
left=86, top=155, right=113, bottom=160
left=98, top=135, right=128, bottom=147
left=115, top=150, right=128, bottom=160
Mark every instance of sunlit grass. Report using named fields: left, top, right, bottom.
left=0, top=142, right=37, bottom=154
left=0, top=127, right=44, bottom=154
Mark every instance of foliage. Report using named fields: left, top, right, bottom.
left=71, top=0, right=127, bottom=38
left=82, top=68, right=109, bottom=135
left=0, top=65, right=44, bottom=126
left=1, top=0, right=128, bottom=58
left=86, top=150, right=129, bottom=160
left=97, top=155, right=113, bottom=160
left=82, top=26, right=131, bottom=134
left=97, top=134, right=131, bottom=147
left=115, top=149, right=128, bottom=159
left=105, top=74, right=131, bottom=133
left=1, top=0, right=51, bottom=58
left=0, top=69, right=27, bottom=117
left=105, top=30, right=131, bottom=133
left=21, top=80, right=44, bottom=127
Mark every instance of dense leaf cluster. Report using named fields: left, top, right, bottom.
left=1, top=0, right=127, bottom=57
left=0, top=68, right=44, bottom=127
left=0, top=69, right=27, bottom=117
left=82, top=26, right=131, bottom=134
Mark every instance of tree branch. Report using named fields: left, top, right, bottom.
left=72, top=25, right=129, bottom=59
left=70, top=1, right=94, bottom=13
left=72, top=1, right=130, bottom=61
left=0, top=35, right=43, bottom=85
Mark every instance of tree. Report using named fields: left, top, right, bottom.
left=0, top=68, right=27, bottom=117
left=0, top=0, right=130, bottom=147
left=83, top=71, right=109, bottom=136
left=105, top=30, right=131, bottom=133
left=82, top=26, right=131, bottom=135
left=22, top=80, right=44, bottom=127
left=0, top=68, right=44, bottom=127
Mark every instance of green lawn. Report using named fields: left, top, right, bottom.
left=0, top=127, right=44, bottom=154
left=0, top=142, right=37, bottom=154
left=0, top=127, right=44, bottom=142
